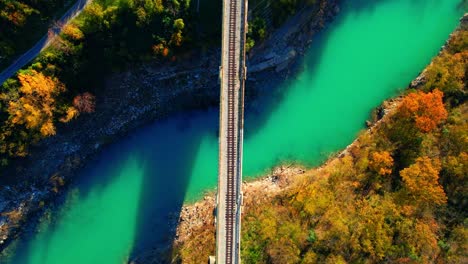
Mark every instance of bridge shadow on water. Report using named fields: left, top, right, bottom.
left=128, top=110, right=219, bottom=263
left=1, top=110, right=217, bottom=264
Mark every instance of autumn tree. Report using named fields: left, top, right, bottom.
left=73, top=92, right=96, bottom=113
left=8, top=70, right=64, bottom=136
left=447, top=29, right=468, bottom=54
left=0, top=0, right=37, bottom=27
left=61, top=23, right=84, bottom=41
left=59, top=106, right=79, bottom=123
left=441, top=152, right=468, bottom=211
left=170, top=18, right=185, bottom=47
left=152, top=42, right=170, bottom=57
left=350, top=197, right=395, bottom=261
left=369, top=151, right=394, bottom=176
left=267, top=239, right=301, bottom=263
left=0, top=0, right=37, bottom=61
left=131, top=0, right=164, bottom=26
left=0, top=70, right=65, bottom=158
left=81, top=3, right=104, bottom=33
left=444, top=225, right=468, bottom=263
left=384, top=90, right=448, bottom=167
left=422, top=51, right=467, bottom=105
left=398, top=89, right=448, bottom=133
left=400, top=157, right=447, bottom=207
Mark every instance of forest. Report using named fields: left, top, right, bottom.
left=174, top=20, right=468, bottom=264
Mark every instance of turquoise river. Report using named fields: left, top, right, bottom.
left=1, top=0, right=463, bottom=263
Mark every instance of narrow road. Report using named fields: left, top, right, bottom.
left=0, top=0, right=91, bottom=85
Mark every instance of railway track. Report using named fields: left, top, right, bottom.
left=225, top=0, right=238, bottom=262
left=214, top=0, right=246, bottom=262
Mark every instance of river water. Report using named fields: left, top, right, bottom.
left=2, top=0, right=463, bottom=263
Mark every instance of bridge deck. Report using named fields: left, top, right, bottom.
left=216, top=0, right=247, bottom=263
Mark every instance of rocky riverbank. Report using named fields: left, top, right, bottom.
left=0, top=0, right=339, bottom=256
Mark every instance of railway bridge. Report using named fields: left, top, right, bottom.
left=211, top=0, right=248, bottom=263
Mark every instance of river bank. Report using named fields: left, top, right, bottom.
left=0, top=0, right=339, bottom=254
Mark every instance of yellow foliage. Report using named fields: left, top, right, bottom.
left=39, top=120, right=56, bottom=136
left=62, top=23, right=84, bottom=41
left=6, top=70, right=64, bottom=137
left=446, top=225, right=468, bottom=263
left=258, top=210, right=278, bottom=241
left=410, top=220, right=440, bottom=262
left=446, top=152, right=468, bottom=179
left=0, top=1, right=36, bottom=27
left=294, top=176, right=332, bottom=217
left=266, top=236, right=301, bottom=263
left=325, top=255, right=347, bottom=264
left=59, top=107, right=79, bottom=123
left=170, top=31, right=183, bottom=47
left=423, top=51, right=467, bottom=95
left=369, top=151, right=393, bottom=176
left=400, top=157, right=447, bottom=206
left=351, top=197, right=396, bottom=260
left=301, top=251, right=318, bottom=263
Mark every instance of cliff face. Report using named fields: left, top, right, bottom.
left=0, top=0, right=339, bottom=255
left=171, top=17, right=468, bottom=264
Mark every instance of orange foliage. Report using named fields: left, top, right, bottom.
left=8, top=70, right=64, bottom=136
left=398, top=89, right=448, bottom=133
left=152, top=43, right=169, bottom=57
left=369, top=151, right=394, bottom=176
left=162, top=47, right=169, bottom=57
left=73, top=92, right=95, bottom=113
left=400, top=157, right=447, bottom=206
